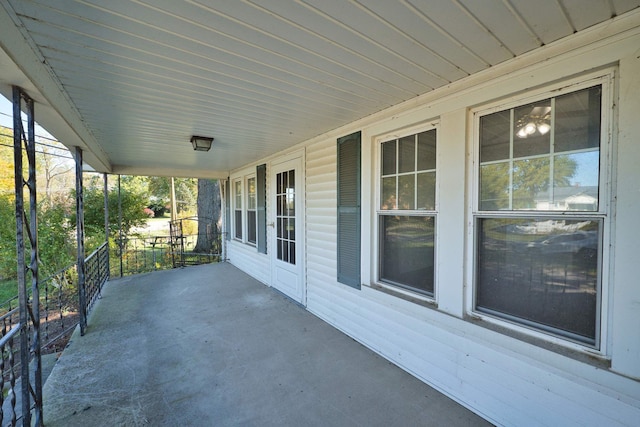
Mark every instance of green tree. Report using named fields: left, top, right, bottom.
left=71, top=175, right=150, bottom=252
left=148, top=176, right=197, bottom=215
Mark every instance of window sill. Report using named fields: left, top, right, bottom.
left=464, top=313, right=611, bottom=369
left=369, top=283, right=437, bottom=310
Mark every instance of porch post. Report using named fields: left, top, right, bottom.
left=13, top=86, right=43, bottom=426
left=118, top=174, right=123, bottom=277
left=104, top=173, right=110, bottom=280
left=76, top=147, right=87, bottom=336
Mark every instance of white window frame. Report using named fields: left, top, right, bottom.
left=467, top=70, right=615, bottom=355
left=373, top=122, right=439, bottom=302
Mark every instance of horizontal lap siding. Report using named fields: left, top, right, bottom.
left=228, top=241, right=269, bottom=285
left=303, top=136, right=640, bottom=426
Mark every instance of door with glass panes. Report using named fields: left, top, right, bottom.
left=270, top=156, right=304, bottom=304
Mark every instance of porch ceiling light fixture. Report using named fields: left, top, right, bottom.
left=190, top=135, right=214, bottom=152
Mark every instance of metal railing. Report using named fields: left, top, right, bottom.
left=84, top=242, right=109, bottom=314
left=111, top=219, right=222, bottom=277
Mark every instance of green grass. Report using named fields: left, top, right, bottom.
left=0, top=279, right=18, bottom=306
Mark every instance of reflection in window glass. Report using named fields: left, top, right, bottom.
left=398, top=175, right=415, bottom=210
left=234, top=180, right=242, bottom=240
left=475, top=82, right=606, bottom=348
left=476, top=217, right=600, bottom=345
left=380, top=215, right=435, bottom=295
left=552, top=152, right=599, bottom=211
left=480, top=163, right=510, bottom=210
left=479, top=85, right=601, bottom=213
left=247, top=177, right=256, bottom=244
left=480, top=110, right=510, bottom=162
left=417, top=172, right=436, bottom=210
left=512, top=157, right=549, bottom=210
left=555, top=86, right=601, bottom=153
left=398, top=135, right=415, bottom=173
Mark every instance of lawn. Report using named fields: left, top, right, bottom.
left=0, top=279, right=18, bottom=307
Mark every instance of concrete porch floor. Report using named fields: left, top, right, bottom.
left=42, top=262, right=491, bottom=426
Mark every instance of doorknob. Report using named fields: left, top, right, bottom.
left=268, top=222, right=275, bottom=228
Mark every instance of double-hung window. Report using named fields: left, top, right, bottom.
left=474, top=77, right=609, bottom=348
left=246, top=176, right=257, bottom=245
left=233, top=179, right=242, bottom=240
left=378, top=128, right=437, bottom=296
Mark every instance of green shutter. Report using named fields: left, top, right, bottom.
left=224, top=178, right=230, bottom=241
left=337, top=131, right=361, bottom=289
left=257, top=164, right=267, bottom=254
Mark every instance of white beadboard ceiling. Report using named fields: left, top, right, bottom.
left=0, top=0, right=639, bottom=178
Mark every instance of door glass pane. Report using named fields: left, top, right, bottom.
left=380, top=215, right=435, bottom=295
left=276, top=169, right=295, bottom=265
left=476, top=217, right=599, bottom=344
left=398, top=135, right=415, bottom=173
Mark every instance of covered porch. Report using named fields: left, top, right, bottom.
left=42, top=262, right=488, bottom=426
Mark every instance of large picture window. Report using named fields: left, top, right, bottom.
left=378, top=128, right=436, bottom=296
left=475, top=82, right=607, bottom=347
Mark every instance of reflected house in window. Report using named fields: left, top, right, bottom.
left=535, top=185, right=598, bottom=211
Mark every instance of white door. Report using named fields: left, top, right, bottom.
left=270, top=156, right=305, bottom=304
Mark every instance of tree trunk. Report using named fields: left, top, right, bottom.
left=194, top=179, right=221, bottom=253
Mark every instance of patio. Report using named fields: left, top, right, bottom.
left=42, top=262, right=490, bottom=426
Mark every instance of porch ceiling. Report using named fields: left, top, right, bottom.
left=1, top=1, right=639, bottom=178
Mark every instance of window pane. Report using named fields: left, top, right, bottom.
left=382, top=140, right=396, bottom=175
left=417, top=172, right=436, bottom=210
left=555, top=86, right=601, bottom=153
left=513, top=101, right=551, bottom=158
left=398, top=174, right=415, bottom=210
left=417, top=130, right=436, bottom=170
left=247, top=177, right=256, bottom=209
left=398, top=135, right=415, bottom=173
left=381, top=177, right=396, bottom=210
left=480, top=162, right=510, bottom=210
left=234, top=210, right=242, bottom=239
left=476, top=218, right=599, bottom=344
left=247, top=210, right=257, bottom=244
left=234, top=181, right=242, bottom=207
left=480, top=110, right=510, bottom=162
left=380, top=215, right=435, bottom=295
left=512, top=157, right=550, bottom=210
left=552, top=152, right=599, bottom=211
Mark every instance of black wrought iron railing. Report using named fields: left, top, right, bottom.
left=111, top=219, right=222, bottom=277
left=84, top=242, right=109, bottom=314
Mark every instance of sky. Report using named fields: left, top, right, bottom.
left=0, top=93, right=55, bottom=140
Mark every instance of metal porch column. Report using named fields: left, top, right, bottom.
left=12, top=86, right=43, bottom=426
left=76, top=147, right=87, bottom=335
left=104, top=173, right=110, bottom=280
